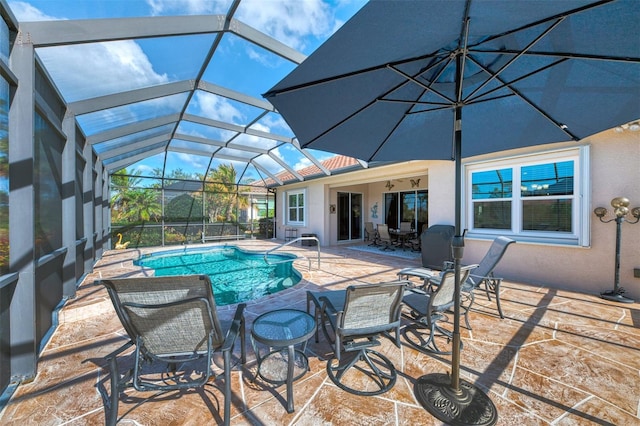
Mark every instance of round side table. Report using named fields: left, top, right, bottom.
left=251, top=309, right=317, bottom=413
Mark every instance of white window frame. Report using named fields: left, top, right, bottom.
left=464, top=146, right=590, bottom=246
left=284, top=188, right=306, bottom=227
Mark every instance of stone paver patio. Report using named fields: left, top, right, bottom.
left=0, top=240, right=638, bottom=425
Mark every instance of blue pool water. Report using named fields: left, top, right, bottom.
left=133, top=246, right=302, bottom=306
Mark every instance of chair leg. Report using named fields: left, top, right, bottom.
left=481, top=277, right=505, bottom=319
left=462, top=292, right=474, bottom=330
left=306, top=294, right=321, bottom=343
left=223, top=349, right=232, bottom=426
left=403, top=313, right=462, bottom=354
left=492, top=278, right=505, bottom=319
left=107, top=355, right=119, bottom=426
left=380, top=243, right=394, bottom=251
left=326, top=349, right=396, bottom=396
left=104, top=341, right=133, bottom=426
left=240, top=318, right=247, bottom=364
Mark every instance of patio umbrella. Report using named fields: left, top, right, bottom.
left=264, top=0, right=640, bottom=424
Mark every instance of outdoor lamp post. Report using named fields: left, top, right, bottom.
left=594, top=197, right=640, bottom=304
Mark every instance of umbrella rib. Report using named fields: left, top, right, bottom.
left=474, top=67, right=579, bottom=141
left=387, top=58, right=455, bottom=104
left=476, top=0, right=614, bottom=48
left=367, top=115, right=408, bottom=163
left=304, top=55, right=450, bottom=149
left=380, top=98, right=451, bottom=109
left=264, top=50, right=448, bottom=98
left=457, top=16, right=471, bottom=103
left=302, top=75, right=420, bottom=149
left=406, top=105, right=453, bottom=114
left=471, top=49, right=640, bottom=64
left=465, top=17, right=565, bottom=102
left=464, top=56, right=568, bottom=104
left=370, top=76, right=435, bottom=161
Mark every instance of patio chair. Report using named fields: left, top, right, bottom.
left=404, top=236, right=516, bottom=328
left=100, top=275, right=246, bottom=426
left=402, top=265, right=476, bottom=354
left=376, top=224, right=395, bottom=251
left=454, top=236, right=516, bottom=322
left=399, top=221, right=412, bottom=232
left=306, top=281, right=406, bottom=395
left=364, top=221, right=377, bottom=245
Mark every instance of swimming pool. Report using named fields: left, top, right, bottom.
left=133, top=246, right=302, bottom=306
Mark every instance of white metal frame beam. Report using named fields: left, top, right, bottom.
left=88, top=114, right=181, bottom=145
left=69, top=81, right=194, bottom=116
left=99, top=134, right=171, bottom=161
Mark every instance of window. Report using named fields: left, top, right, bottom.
left=466, top=147, right=589, bottom=246
left=286, top=189, right=305, bottom=226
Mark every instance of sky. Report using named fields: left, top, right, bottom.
left=7, top=0, right=368, bottom=183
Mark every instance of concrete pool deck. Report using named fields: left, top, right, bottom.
left=0, top=239, right=638, bottom=425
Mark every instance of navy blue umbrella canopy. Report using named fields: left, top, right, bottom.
left=264, top=0, right=640, bottom=163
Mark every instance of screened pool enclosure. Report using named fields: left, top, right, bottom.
left=0, top=0, right=370, bottom=401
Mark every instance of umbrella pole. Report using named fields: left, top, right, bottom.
left=413, top=105, right=498, bottom=425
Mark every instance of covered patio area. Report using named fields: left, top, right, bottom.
left=0, top=241, right=637, bottom=425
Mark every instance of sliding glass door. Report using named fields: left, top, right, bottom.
left=384, top=190, right=428, bottom=231
left=337, top=192, right=363, bottom=241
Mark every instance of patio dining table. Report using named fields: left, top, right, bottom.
left=390, top=229, right=416, bottom=251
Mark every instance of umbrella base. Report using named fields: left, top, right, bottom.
left=414, top=373, right=497, bottom=426
left=600, top=289, right=634, bottom=304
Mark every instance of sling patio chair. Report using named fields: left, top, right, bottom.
left=401, top=236, right=516, bottom=328
left=402, top=265, right=476, bottom=354
left=100, top=275, right=246, bottom=426
left=306, top=281, right=406, bottom=395
left=399, top=221, right=413, bottom=232
left=364, top=221, right=376, bottom=243
left=454, top=236, right=516, bottom=323
left=376, top=224, right=395, bottom=251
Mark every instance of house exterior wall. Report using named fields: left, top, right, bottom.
left=459, top=129, right=640, bottom=300
left=277, top=128, right=640, bottom=300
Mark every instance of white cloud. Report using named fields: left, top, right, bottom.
left=146, top=0, right=336, bottom=51
left=250, top=122, right=270, bottom=133
left=8, top=1, right=62, bottom=21
left=133, top=163, right=156, bottom=175
left=38, top=40, right=168, bottom=101
left=195, top=92, right=243, bottom=123
left=292, top=157, right=312, bottom=171
left=236, top=0, right=334, bottom=51
left=253, top=114, right=293, bottom=136
left=173, top=152, right=209, bottom=173
left=146, top=0, right=231, bottom=15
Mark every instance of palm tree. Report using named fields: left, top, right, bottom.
left=203, top=164, right=248, bottom=223
left=110, top=168, right=161, bottom=223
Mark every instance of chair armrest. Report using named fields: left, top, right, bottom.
left=221, top=303, right=246, bottom=353
left=105, top=340, right=134, bottom=361
left=468, top=272, right=497, bottom=281
left=424, top=275, right=443, bottom=292
left=318, top=295, right=339, bottom=314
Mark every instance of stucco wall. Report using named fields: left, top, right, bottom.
left=277, top=129, right=639, bottom=299
left=276, top=161, right=431, bottom=245
left=456, top=129, right=640, bottom=300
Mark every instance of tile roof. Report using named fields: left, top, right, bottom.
left=270, top=155, right=361, bottom=185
